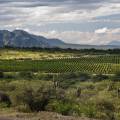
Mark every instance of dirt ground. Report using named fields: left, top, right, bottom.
left=0, top=112, right=96, bottom=120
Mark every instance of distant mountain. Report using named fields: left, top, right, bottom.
left=108, top=40, right=120, bottom=46
left=0, top=30, right=65, bottom=48
left=59, top=44, right=120, bottom=50
left=0, top=30, right=120, bottom=49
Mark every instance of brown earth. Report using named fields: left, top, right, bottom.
left=0, top=112, right=96, bottom=120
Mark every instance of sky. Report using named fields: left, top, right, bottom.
left=0, top=0, right=120, bottom=45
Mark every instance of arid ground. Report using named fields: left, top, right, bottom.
left=0, top=112, right=96, bottom=120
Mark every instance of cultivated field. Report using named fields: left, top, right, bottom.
left=0, top=55, right=120, bottom=74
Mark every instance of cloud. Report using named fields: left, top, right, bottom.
left=0, top=0, right=120, bottom=45
left=95, top=27, right=120, bottom=34
left=95, top=27, right=108, bottom=34
left=0, top=0, right=119, bottom=25
left=35, top=28, right=120, bottom=45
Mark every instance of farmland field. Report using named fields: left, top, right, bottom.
left=0, top=55, right=120, bottom=74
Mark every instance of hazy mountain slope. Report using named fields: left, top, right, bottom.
left=0, top=30, right=65, bottom=48
left=108, top=40, right=120, bottom=46
left=59, top=44, right=120, bottom=49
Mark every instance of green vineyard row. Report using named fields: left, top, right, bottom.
left=0, top=55, right=120, bottom=74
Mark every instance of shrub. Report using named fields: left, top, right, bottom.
left=92, top=74, right=108, bottom=82
left=16, top=104, right=31, bottom=113
left=13, top=86, right=54, bottom=112
left=0, top=91, right=11, bottom=107
left=77, top=72, right=91, bottom=81
left=38, top=74, right=53, bottom=80
left=0, top=102, right=10, bottom=108
left=4, top=73, right=15, bottom=79
left=85, top=104, right=97, bottom=118
left=96, top=99, right=115, bottom=112
left=58, top=79, right=76, bottom=89
left=49, top=100, right=80, bottom=116
left=112, top=71, right=120, bottom=82
left=60, top=72, right=91, bottom=81
left=86, top=84, right=95, bottom=90
left=19, top=71, right=34, bottom=79
left=96, top=99, right=115, bottom=120
left=0, top=71, right=4, bottom=78
left=62, top=73, right=77, bottom=79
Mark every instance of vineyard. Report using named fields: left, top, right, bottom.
left=0, top=55, right=120, bottom=74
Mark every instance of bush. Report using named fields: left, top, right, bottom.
left=92, top=74, right=108, bottom=82
left=12, top=86, right=54, bottom=112
left=49, top=100, right=81, bottom=116
left=37, top=74, right=53, bottom=80
left=77, top=72, right=91, bottom=81
left=0, top=71, right=4, bottom=78
left=19, top=71, right=34, bottom=79
left=60, top=72, right=91, bottom=81
left=0, top=91, right=11, bottom=107
left=112, top=71, right=120, bottom=82
left=16, top=105, right=31, bottom=113
left=96, top=99, right=115, bottom=112
left=58, top=79, right=76, bottom=89
left=84, top=104, right=97, bottom=118
left=96, top=99, right=115, bottom=120
left=54, top=101, right=71, bottom=115
left=0, top=102, right=10, bottom=108
left=61, top=73, right=77, bottom=79
left=4, top=73, right=15, bottom=79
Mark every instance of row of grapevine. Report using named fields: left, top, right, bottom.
left=0, top=55, right=120, bottom=74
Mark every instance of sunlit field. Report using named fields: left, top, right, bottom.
left=0, top=49, right=73, bottom=60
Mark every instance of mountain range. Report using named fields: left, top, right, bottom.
left=0, top=30, right=65, bottom=48
left=108, top=40, right=120, bottom=46
left=0, top=30, right=120, bottom=49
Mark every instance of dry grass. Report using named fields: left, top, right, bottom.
left=0, top=49, right=73, bottom=60
left=0, top=112, right=96, bottom=120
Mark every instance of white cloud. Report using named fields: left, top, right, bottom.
left=95, top=27, right=120, bottom=34
left=95, top=27, right=108, bottom=34
left=0, top=0, right=120, bottom=45
left=0, top=1, right=120, bottom=26
left=36, top=29, right=120, bottom=45
left=108, top=28, right=120, bottom=33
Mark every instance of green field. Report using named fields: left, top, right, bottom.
left=0, top=55, right=120, bottom=74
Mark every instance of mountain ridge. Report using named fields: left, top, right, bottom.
left=0, top=29, right=120, bottom=49
left=0, top=29, right=65, bottom=48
